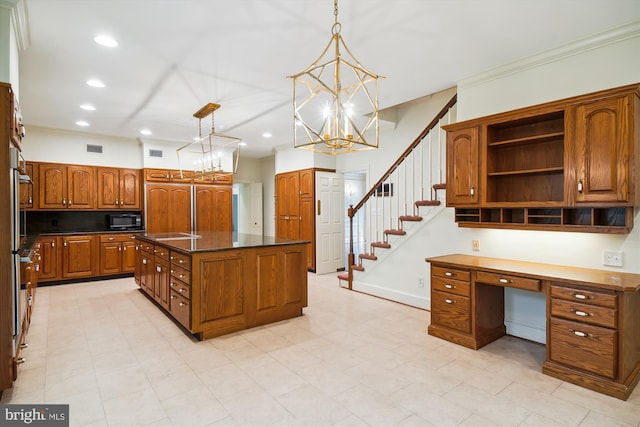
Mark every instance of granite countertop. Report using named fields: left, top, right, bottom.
left=136, top=231, right=310, bottom=253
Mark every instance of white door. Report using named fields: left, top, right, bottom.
left=315, top=171, right=344, bottom=274
left=249, top=182, right=263, bottom=235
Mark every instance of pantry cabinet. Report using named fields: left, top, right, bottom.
left=194, top=185, right=233, bottom=232
left=145, top=184, right=192, bottom=234
left=444, top=83, right=640, bottom=233
left=97, top=167, right=141, bottom=209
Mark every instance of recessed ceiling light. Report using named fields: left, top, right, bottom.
left=86, top=79, right=105, bottom=88
left=140, top=129, right=152, bottom=136
left=75, top=120, right=90, bottom=127
left=80, top=104, right=96, bottom=111
left=239, top=142, right=247, bottom=146
left=94, top=34, right=118, bottom=47
left=262, top=132, right=272, bottom=138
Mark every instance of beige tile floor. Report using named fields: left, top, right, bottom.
left=2, top=273, right=640, bottom=427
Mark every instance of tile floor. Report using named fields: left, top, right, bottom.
left=2, top=273, right=640, bottom=427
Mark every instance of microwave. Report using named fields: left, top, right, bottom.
left=108, top=213, right=142, bottom=230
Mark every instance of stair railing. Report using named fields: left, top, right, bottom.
left=346, top=94, right=457, bottom=289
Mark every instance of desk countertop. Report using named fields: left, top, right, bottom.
left=426, top=254, right=640, bottom=292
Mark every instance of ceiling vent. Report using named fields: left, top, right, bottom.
left=86, top=144, right=103, bottom=154
left=149, top=149, right=163, bottom=158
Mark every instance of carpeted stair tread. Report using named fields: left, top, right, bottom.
left=359, top=253, right=378, bottom=261
left=415, top=200, right=441, bottom=207
left=385, top=229, right=406, bottom=236
left=399, top=215, right=422, bottom=222
left=351, top=265, right=365, bottom=271
left=371, top=242, right=391, bottom=249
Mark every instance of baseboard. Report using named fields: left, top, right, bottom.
left=505, top=319, right=546, bottom=344
left=352, top=281, right=429, bottom=310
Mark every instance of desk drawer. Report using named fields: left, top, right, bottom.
left=431, top=265, right=470, bottom=282
left=431, top=276, right=470, bottom=297
left=550, top=284, right=617, bottom=309
left=549, top=317, right=616, bottom=379
left=551, top=299, right=617, bottom=329
left=475, top=271, right=540, bottom=292
left=431, top=290, right=471, bottom=334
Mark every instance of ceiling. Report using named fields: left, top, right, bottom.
left=17, top=0, right=640, bottom=158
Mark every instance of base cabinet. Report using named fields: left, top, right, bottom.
left=427, top=254, right=640, bottom=400
left=99, top=234, right=137, bottom=275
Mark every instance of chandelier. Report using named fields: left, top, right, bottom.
left=289, top=0, right=383, bottom=155
left=176, top=103, right=241, bottom=180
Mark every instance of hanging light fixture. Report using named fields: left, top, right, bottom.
left=176, top=103, right=241, bottom=181
left=289, top=0, right=383, bottom=155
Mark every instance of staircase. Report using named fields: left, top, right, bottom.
left=339, top=94, right=457, bottom=289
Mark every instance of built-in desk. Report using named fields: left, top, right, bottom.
left=425, top=254, right=640, bottom=400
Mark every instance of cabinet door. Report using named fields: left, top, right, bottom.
left=154, top=258, right=170, bottom=310
left=37, top=236, right=60, bottom=281
left=67, top=165, right=95, bottom=209
left=145, top=185, right=170, bottom=234
left=299, top=169, right=314, bottom=198
left=300, top=197, right=314, bottom=270
left=194, top=186, right=232, bottom=232
left=574, top=96, right=631, bottom=203
left=168, top=186, right=192, bottom=234
left=20, top=163, right=34, bottom=209
left=119, top=169, right=141, bottom=209
left=99, top=242, right=122, bottom=275
left=140, top=253, right=154, bottom=295
left=446, top=127, right=479, bottom=206
left=38, top=163, right=67, bottom=209
left=122, top=240, right=137, bottom=273
left=276, top=172, right=301, bottom=239
left=62, top=235, right=97, bottom=278
left=97, top=167, right=120, bottom=209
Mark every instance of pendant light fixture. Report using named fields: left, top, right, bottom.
left=176, top=103, right=241, bottom=181
left=289, top=0, right=383, bottom=155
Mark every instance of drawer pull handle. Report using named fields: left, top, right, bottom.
left=444, top=284, right=455, bottom=289
left=179, top=288, right=186, bottom=293
left=570, top=329, right=592, bottom=338
left=444, top=272, right=454, bottom=277
left=179, top=260, right=185, bottom=264
left=570, top=293, right=592, bottom=300
left=170, top=295, right=177, bottom=300
left=444, top=298, right=455, bottom=304
left=142, top=259, right=147, bottom=265
left=179, top=274, right=185, bottom=279
left=572, top=310, right=591, bottom=317
left=179, top=302, right=187, bottom=307
left=498, top=278, right=512, bottom=284
left=170, top=256, right=176, bottom=260
left=170, top=282, right=177, bottom=287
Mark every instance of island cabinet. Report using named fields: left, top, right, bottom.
left=134, top=232, right=308, bottom=340
left=96, top=167, right=141, bottom=210
left=426, top=254, right=640, bottom=400
left=443, top=83, right=640, bottom=233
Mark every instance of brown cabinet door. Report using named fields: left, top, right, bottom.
left=99, top=242, right=122, bottom=275
left=146, top=184, right=191, bottom=234
left=154, top=257, right=170, bottom=310
left=194, top=186, right=232, bottom=232
left=140, top=253, right=154, bottom=295
left=276, top=172, right=301, bottom=239
left=37, top=236, right=60, bottom=281
left=574, top=95, right=631, bottom=203
left=446, top=127, right=479, bottom=206
left=122, top=240, right=137, bottom=273
left=145, top=185, right=169, bottom=234
left=20, top=163, right=34, bottom=209
left=299, top=197, right=314, bottom=270
left=119, top=169, right=141, bottom=209
left=67, top=165, right=95, bottom=209
left=299, top=169, right=314, bottom=198
left=38, top=163, right=67, bottom=209
left=62, top=235, right=97, bottom=278
left=97, top=167, right=119, bottom=209
left=169, top=186, right=192, bottom=234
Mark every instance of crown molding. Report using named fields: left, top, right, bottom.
left=459, top=20, right=640, bottom=89
left=0, top=0, right=19, bottom=9
left=11, top=0, right=30, bottom=50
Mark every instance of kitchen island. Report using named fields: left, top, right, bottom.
left=134, top=232, right=308, bottom=340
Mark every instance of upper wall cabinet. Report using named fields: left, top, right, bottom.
left=97, top=167, right=141, bottom=210
left=443, top=83, right=639, bottom=233
left=38, top=163, right=95, bottom=210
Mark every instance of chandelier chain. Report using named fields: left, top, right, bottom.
left=332, top=0, right=341, bottom=35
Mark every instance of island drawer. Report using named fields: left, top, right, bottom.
left=170, top=290, right=191, bottom=329
left=170, top=265, right=190, bottom=285
left=169, top=278, right=191, bottom=299
left=550, top=298, right=617, bottom=329
left=140, top=242, right=154, bottom=254
left=431, top=265, right=470, bottom=282
left=170, top=251, right=191, bottom=270
left=475, top=271, right=540, bottom=292
left=153, top=246, right=170, bottom=261
left=431, top=276, right=470, bottom=297
left=550, top=284, right=617, bottom=308
left=431, top=290, right=471, bottom=334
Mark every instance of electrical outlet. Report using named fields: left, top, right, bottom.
left=603, top=250, right=623, bottom=267
left=418, top=277, right=424, bottom=288
left=472, top=240, right=480, bottom=251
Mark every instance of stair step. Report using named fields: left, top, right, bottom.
left=371, top=242, right=391, bottom=249
left=415, top=200, right=441, bottom=207
left=351, top=265, right=365, bottom=272
left=433, top=183, right=447, bottom=190
left=359, top=253, right=378, bottom=261
left=385, top=229, right=406, bottom=236
left=399, top=215, right=422, bottom=222
left=337, top=273, right=349, bottom=281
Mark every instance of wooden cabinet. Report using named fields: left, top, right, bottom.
left=20, top=162, right=35, bottom=209
left=144, top=168, right=233, bottom=185
left=145, top=184, right=192, bottom=234
left=446, top=126, right=479, bottom=206
left=37, top=235, right=61, bottom=282
left=444, top=84, right=639, bottom=233
left=154, top=249, right=170, bottom=310
left=61, top=235, right=98, bottom=279
left=426, top=254, right=640, bottom=400
left=97, top=167, right=141, bottom=209
left=99, top=234, right=137, bottom=275
left=572, top=93, right=637, bottom=204
left=169, top=250, right=191, bottom=329
left=139, top=244, right=155, bottom=297
left=38, top=163, right=95, bottom=209
left=194, top=185, right=233, bottom=232
left=276, top=168, right=320, bottom=270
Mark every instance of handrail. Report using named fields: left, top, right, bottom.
left=349, top=93, right=457, bottom=217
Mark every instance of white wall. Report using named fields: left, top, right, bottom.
left=260, top=155, right=276, bottom=237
